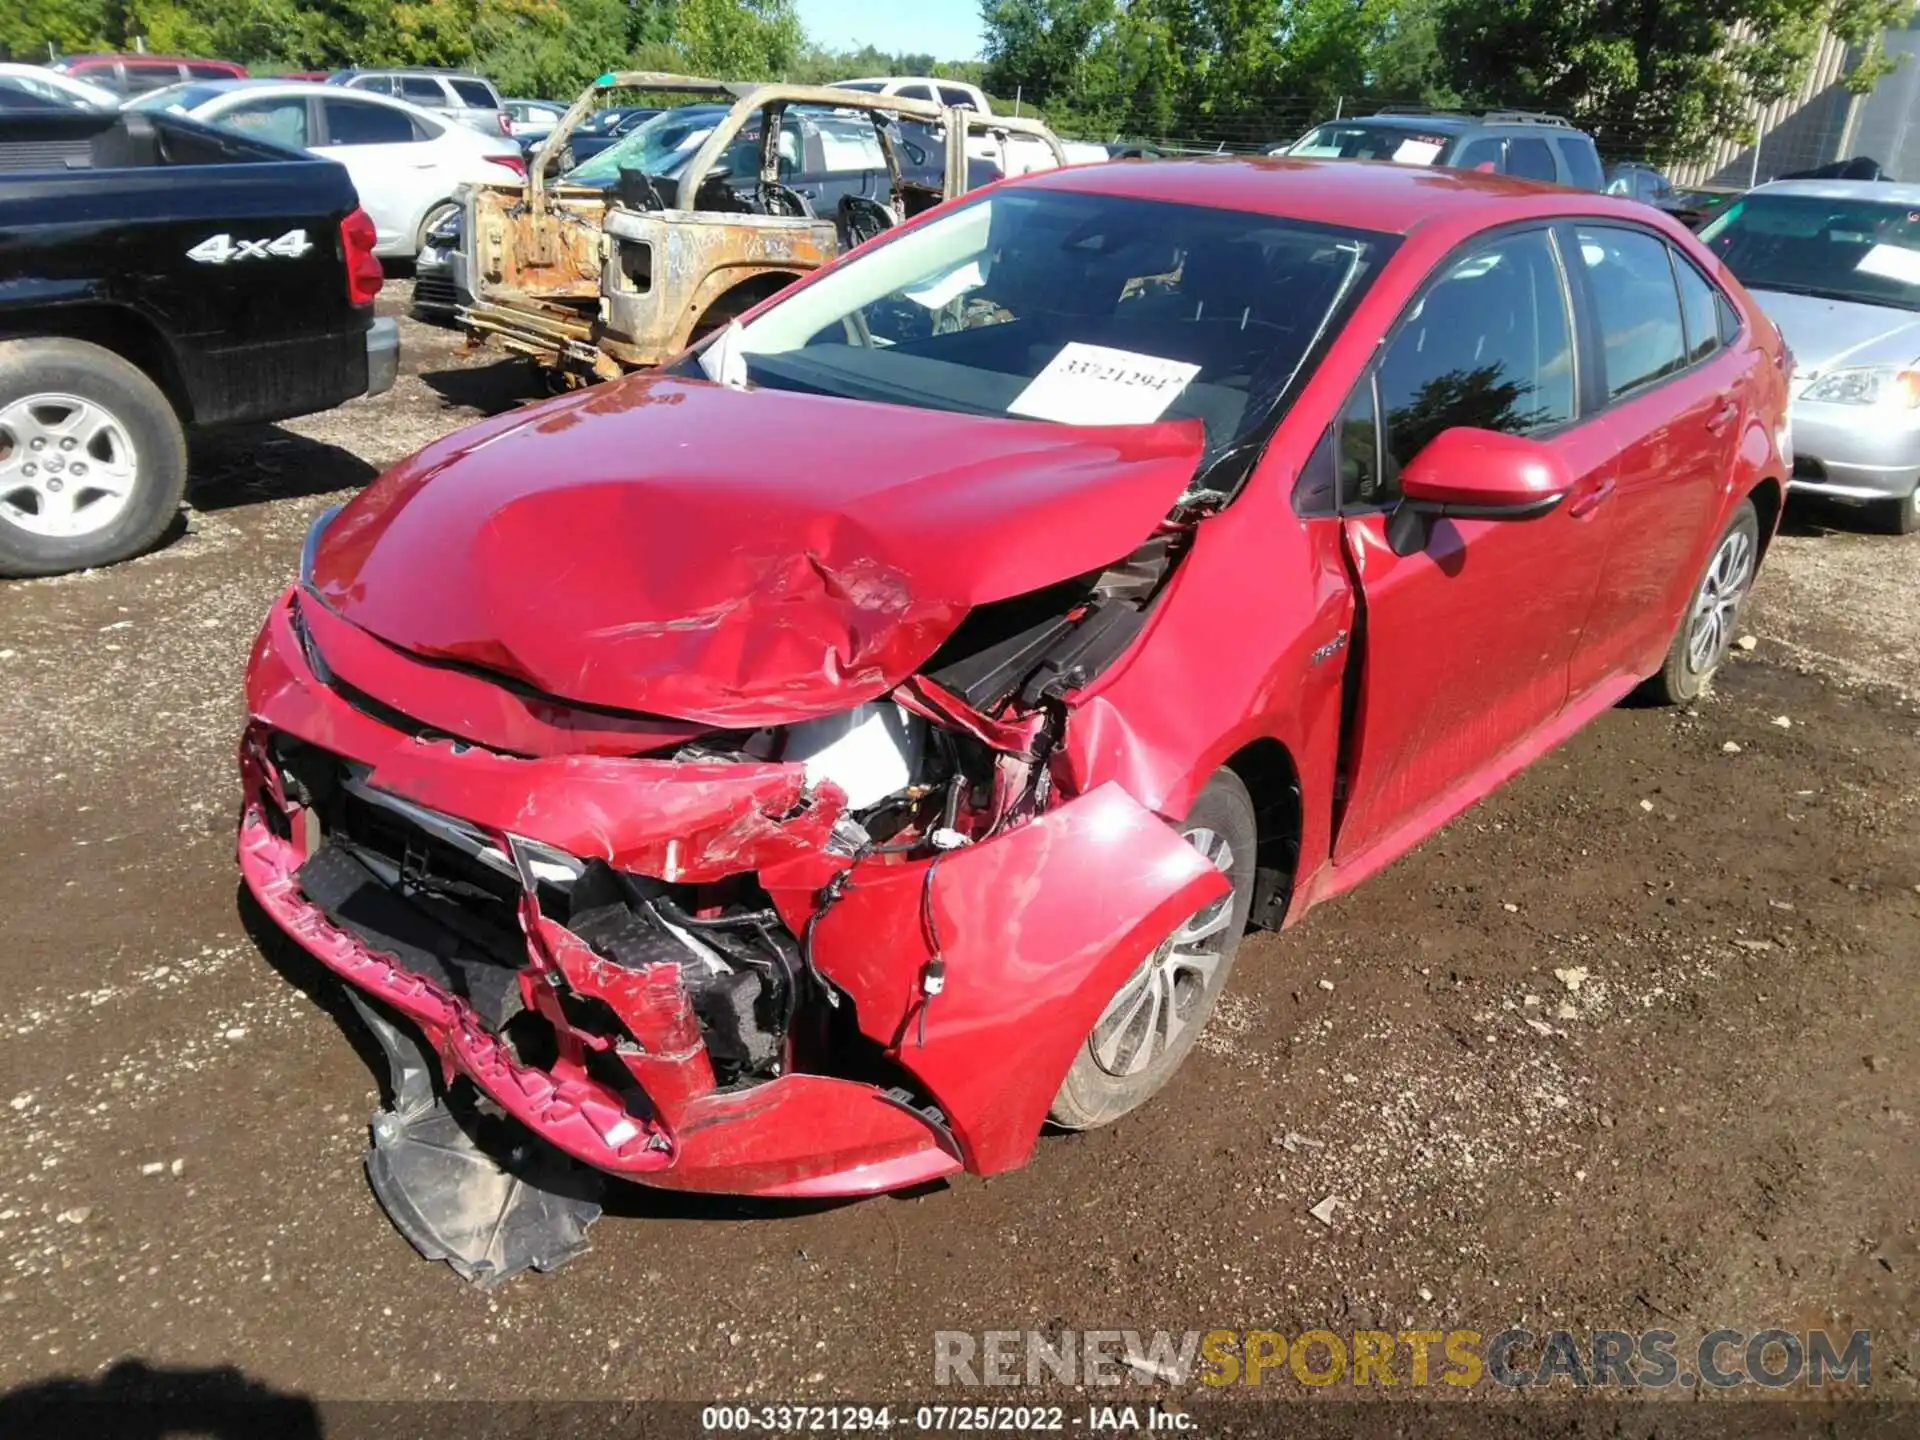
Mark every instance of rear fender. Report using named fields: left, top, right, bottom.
left=767, top=784, right=1228, bottom=1174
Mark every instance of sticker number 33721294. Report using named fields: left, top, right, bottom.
left=186, top=229, right=313, bottom=264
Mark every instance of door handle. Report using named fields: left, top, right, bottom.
left=1706, top=401, right=1740, bottom=436
left=1567, top=477, right=1615, bottom=519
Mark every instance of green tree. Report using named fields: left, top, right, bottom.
left=1435, top=0, right=1914, bottom=163
left=672, top=0, right=801, bottom=76
left=1, top=0, right=126, bottom=60
left=981, top=0, right=1117, bottom=112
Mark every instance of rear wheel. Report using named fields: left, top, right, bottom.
left=1874, top=479, right=1920, bottom=536
left=0, top=338, right=185, bottom=578
left=1640, top=498, right=1759, bottom=706
left=1048, top=770, right=1258, bottom=1131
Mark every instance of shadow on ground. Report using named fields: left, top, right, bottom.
left=419, top=358, right=550, bottom=417
left=187, top=427, right=380, bottom=513
left=0, top=1358, right=319, bottom=1440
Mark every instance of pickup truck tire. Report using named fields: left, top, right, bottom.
left=1641, top=497, right=1760, bottom=705
left=1047, top=769, right=1257, bottom=1131
left=0, top=338, right=186, bottom=578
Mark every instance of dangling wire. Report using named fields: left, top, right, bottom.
left=915, top=848, right=949, bottom=1048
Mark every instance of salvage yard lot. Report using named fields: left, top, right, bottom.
left=0, top=284, right=1916, bottom=1401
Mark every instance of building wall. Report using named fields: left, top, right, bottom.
left=1844, top=23, right=1920, bottom=182
left=1667, top=26, right=1857, bottom=189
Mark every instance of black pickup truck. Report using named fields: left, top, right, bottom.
left=0, top=100, right=398, bottom=577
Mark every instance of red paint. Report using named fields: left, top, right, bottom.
left=1397, top=428, right=1574, bottom=509
left=308, top=379, right=1205, bottom=727
left=241, top=160, right=1790, bottom=1200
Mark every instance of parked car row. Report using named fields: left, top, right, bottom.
left=126, top=79, right=526, bottom=257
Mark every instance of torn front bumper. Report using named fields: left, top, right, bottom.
left=238, top=587, right=1226, bottom=1194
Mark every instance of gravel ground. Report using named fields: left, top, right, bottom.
left=0, top=284, right=1916, bottom=1412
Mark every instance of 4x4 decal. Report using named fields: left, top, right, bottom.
left=186, top=229, right=313, bottom=265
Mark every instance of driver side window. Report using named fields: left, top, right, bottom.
left=1370, top=227, right=1575, bottom=504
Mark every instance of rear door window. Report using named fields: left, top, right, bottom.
left=1454, top=137, right=1504, bottom=171
left=1575, top=225, right=1688, bottom=399
left=1506, top=136, right=1557, bottom=182
left=218, top=96, right=310, bottom=149
left=450, top=78, right=497, bottom=108
left=324, top=96, right=415, bottom=146
left=1671, top=253, right=1725, bottom=364
left=1554, top=137, right=1605, bottom=191
left=1717, top=292, right=1744, bottom=346
left=816, top=115, right=885, bottom=173
left=399, top=76, right=445, bottom=106
left=937, top=85, right=978, bottom=110
left=187, top=63, right=235, bottom=80
left=122, top=63, right=185, bottom=94
left=1376, top=227, right=1576, bottom=493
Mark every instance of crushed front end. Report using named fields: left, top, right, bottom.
left=235, top=391, right=1226, bottom=1278
left=239, top=587, right=1222, bottom=1207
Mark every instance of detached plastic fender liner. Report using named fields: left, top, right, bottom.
left=247, top=591, right=847, bottom=882
left=765, top=784, right=1230, bottom=1175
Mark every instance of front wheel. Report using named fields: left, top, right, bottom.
left=1048, top=769, right=1258, bottom=1131
left=415, top=200, right=459, bottom=255
left=0, top=338, right=186, bottom=579
left=1640, top=498, right=1760, bottom=706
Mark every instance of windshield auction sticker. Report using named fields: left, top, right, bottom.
left=1009, top=343, right=1201, bottom=426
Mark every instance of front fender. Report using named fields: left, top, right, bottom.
left=769, top=784, right=1228, bottom=1174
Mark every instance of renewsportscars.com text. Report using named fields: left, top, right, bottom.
left=933, top=1327, right=1873, bottom=1389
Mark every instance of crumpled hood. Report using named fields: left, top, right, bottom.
left=310, top=375, right=1204, bottom=726
left=1752, top=288, right=1920, bottom=378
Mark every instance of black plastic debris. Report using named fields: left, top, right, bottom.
left=344, top=990, right=602, bottom=1288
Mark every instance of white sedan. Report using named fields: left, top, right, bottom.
left=0, top=62, right=119, bottom=109
left=128, top=79, right=527, bottom=257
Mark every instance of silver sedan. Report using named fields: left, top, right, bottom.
left=1700, top=178, right=1920, bottom=534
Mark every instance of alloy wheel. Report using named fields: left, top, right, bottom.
left=1088, top=825, right=1237, bottom=1077
left=0, top=392, right=138, bottom=540
left=1685, top=526, right=1755, bottom=675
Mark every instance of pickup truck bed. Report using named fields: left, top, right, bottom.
left=0, top=107, right=397, bottom=577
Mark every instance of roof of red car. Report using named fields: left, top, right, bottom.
left=1027, top=155, right=1619, bottom=236
left=59, top=52, right=246, bottom=66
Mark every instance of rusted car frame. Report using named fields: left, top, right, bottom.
left=459, top=73, right=1068, bottom=381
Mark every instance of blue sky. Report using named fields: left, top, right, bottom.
left=795, top=0, right=987, bottom=62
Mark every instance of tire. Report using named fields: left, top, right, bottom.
left=1048, top=769, right=1259, bottom=1131
left=0, top=338, right=186, bottom=579
left=1873, top=479, right=1920, bottom=536
left=1640, top=497, right=1760, bottom=706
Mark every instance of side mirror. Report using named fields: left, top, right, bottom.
left=1388, top=427, right=1572, bottom=555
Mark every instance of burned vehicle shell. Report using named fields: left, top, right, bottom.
left=459, top=73, right=1068, bottom=381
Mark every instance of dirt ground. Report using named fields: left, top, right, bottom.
left=0, top=283, right=1916, bottom=1409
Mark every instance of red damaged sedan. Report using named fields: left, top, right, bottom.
left=238, top=159, right=1788, bottom=1270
